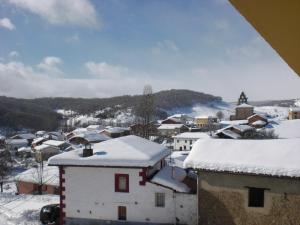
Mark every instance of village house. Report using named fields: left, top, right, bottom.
left=184, top=138, right=300, bottom=225
left=33, top=140, right=71, bottom=160
left=157, top=124, right=189, bottom=137
left=173, top=132, right=210, bottom=151
left=194, top=116, right=218, bottom=129
left=48, top=135, right=197, bottom=225
left=100, top=127, right=130, bottom=138
left=129, top=123, right=158, bottom=137
left=288, top=107, right=300, bottom=120
left=215, top=124, right=254, bottom=139
left=247, top=114, right=268, bottom=128
left=5, top=139, right=29, bottom=155
left=68, top=131, right=110, bottom=145
left=15, top=164, right=59, bottom=195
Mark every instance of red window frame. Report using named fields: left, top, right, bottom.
left=115, top=174, right=129, bottom=193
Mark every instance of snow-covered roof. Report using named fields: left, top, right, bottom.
left=43, top=140, right=65, bottom=147
left=69, top=132, right=110, bottom=143
left=15, top=165, right=59, bottom=186
left=236, top=103, right=253, bottom=108
left=48, top=135, right=170, bottom=167
left=34, top=144, right=58, bottom=152
left=162, top=117, right=181, bottom=123
left=232, top=125, right=253, bottom=132
left=11, top=133, right=35, bottom=140
left=17, top=147, right=32, bottom=153
left=220, top=120, right=248, bottom=126
left=168, top=114, right=187, bottom=119
left=158, top=124, right=187, bottom=130
left=252, top=120, right=267, bottom=126
left=151, top=166, right=190, bottom=193
left=32, top=137, right=45, bottom=145
left=173, top=132, right=210, bottom=139
left=271, top=119, right=300, bottom=139
left=247, top=114, right=268, bottom=120
left=104, top=127, right=130, bottom=134
left=5, top=139, right=28, bottom=145
left=166, top=151, right=190, bottom=168
left=0, top=135, right=5, bottom=140
left=36, top=130, right=46, bottom=135
left=86, top=124, right=105, bottom=131
left=184, top=138, right=300, bottom=178
left=216, top=130, right=241, bottom=139
left=289, top=107, right=300, bottom=112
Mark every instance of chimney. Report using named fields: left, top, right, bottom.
left=82, top=143, right=93, bottom=157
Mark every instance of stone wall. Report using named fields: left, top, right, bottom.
left=198, top=171, right=300, bottom=225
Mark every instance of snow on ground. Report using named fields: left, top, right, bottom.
left=269, top=119, right=300, bottom=139
left=56, top=109, right=77, bottom=117
left=67, top=115, right=100, bottom=127
left=254, top=106, right=289, bottom=119
left=0, top=165, right=59, bottom=225
left=0, top=191, right=59, bottom=225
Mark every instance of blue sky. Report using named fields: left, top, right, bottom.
left=0, top=0, right=300, bottom=101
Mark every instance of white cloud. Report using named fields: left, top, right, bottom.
left=37, top=56, right=63, bottom=76
left=215, top=20, right=230, bottom=30
left=0, top=56, right=299, bottom=101
left=9, top=51, right=20, bottom=58
left=85, top=61, right=129, bottom=79
left=151, top=40, right=179, bottom=55
left=7, top=0, right=99, bottom=28
left=0, top=59, right=171, bottom=98
left=65, top=34, right=80, bottom=43
left=0, top=18, right=15, bottom=30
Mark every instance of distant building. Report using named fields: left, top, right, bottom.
left=194, top=116, right=218, bottom=129
left=157, top=124, right=189, bottom=137
left=230, top=103, right=254, bottom=120
left=248, top=114, right=268, bottom=128
left=184, top=138, right=300, bottom=225
left=230, top=92, right=254, bottom=120
left=238, top=91, right=248, bottom=105
left=15, top=165, right=59, bottom=195
left=68, top=132, right=110, bottom=145
left=129, top=123, right=157, bottom=137
left=101, top=127, right=130, bottom=138
left=49, top=135, right=197, bottom=225
left=173, top=132, right=210, bottom=151
left=288, top=107, right=300, bottom=120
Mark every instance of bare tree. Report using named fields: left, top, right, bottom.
left=241, top=129, right=278, bottom=139
left=135, top=85, right=155, bottom=139
left=0, top=150, right=11, bottom=193
left=216, top=111, right=224, bottom=121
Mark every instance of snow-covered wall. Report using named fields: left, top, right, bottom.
left=64, top=166, right=196, bottom=225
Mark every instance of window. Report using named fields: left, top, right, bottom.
left=184, top=145, right=186, bottom=150
left=155, top=193, right=165, bottom=207
left=118, top=206, right=126, bottom=220
left=185, top=140, right=187, bottom=143
left=177, top=140, right=179, bottom=143
left=248, top=187, right=265, bottom=207
left=190, top=140, right=193, bottom=145
left=115, top=174, right=129, bottom=192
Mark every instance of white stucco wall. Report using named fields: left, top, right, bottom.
left=64, top=166, right=196, bottom=225
left=173, top=138, right=197, bottom=151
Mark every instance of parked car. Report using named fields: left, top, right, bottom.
left=40, top=204, right=60, bottom=225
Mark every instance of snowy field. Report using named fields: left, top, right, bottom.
left=0, top=173, right=58, bottom=225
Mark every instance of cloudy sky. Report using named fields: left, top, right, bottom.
left=0, top=0, right=300, bottom=101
